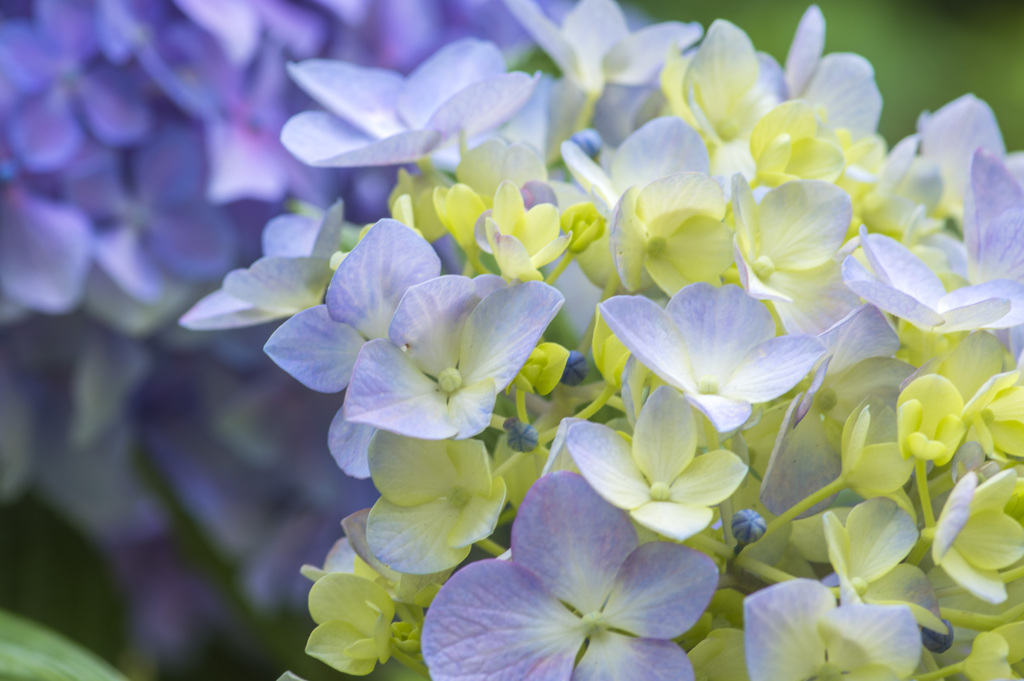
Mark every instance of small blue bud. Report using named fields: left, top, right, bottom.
left=731, top=509, right=766, bottom=547
left=506, top=420, right=539, bottom=452
left=921, top=619, right=953, bottom=653
left=561, top=350, right=588, bottom=387
left=569, top=129, right=602, bottom=159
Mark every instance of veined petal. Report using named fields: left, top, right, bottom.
left=802, top=54, right=881, bottom=134
left=603, top=21, right=702, bottom=87
left=938, top=279, right=1024, bottom=330
left=367, top=498, right=468, bottom=574
left=964, top=149, right=1024, bottom=282
left=685, top=393, right=752, bottom=434
left=845, top=498, right=918, bottom=583
left=785, top=5, right=824, bottom=96
left=842, top=256, right=946, bottom=329
left=566, top=421, right=651, bottom=510
left=421, top=560, right=584, bottom=681
left=447, top=378, right=499, bottom=439
left=632, top=386, right=698, bottom=485
left=611, top=117, right=710, bottom=192
left=941, top=547, right=1006, bottom=604
left=757, top=180, right=851, bottom=270
left=286, top=59, right=404, bottom=138
left=264, top=305, right=364, bottom=393
left=512, top=472, right=637, bottom=614
left=326, top=219, right=440, bottom=338
left=957, top=512, right=1024, bottom=570
left=668, top=449, right=747, bottom=507
left=686, top=20, right=759, bottom=127
left=426, top=72, right=539, bottom=141
left=344, top=339, right=455, bottom=439
left=630, top=501, right=713, bottom=541
left=857, top=229, right=946, bottom=309
left=280, top=110, right=373, bottom=166
left=369, top=432, right=478, bottom=504
left=599, top=295, right=695, bottom=392
left=721, top=334, right=825, bottom=403
left=448, top=478, right=507, bottom=549
left=316, top=129, right=443, bottom=168
left=399, top=38, right=506, bottom=128
left=574, top=633, right=694, bottom=681
left=744, top=579, right=833, bottom=681
left=818, top=604, right=920, bottom=677
left=820, top=305, right=901, bottom=375
left=388, top=275, right=479, bottom=376
left=328, top=412, right=374, bottom=479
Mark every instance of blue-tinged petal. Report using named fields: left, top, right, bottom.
left=38, top=0, right=96, bottom=60
left=503, top=0, right=578, bottom=81
left=769, top=264, right=861, bottom=336
left=933, top=472, right=975, bottom=561
left=722, top=334, right=825, bottom=403
left=94, top=224, right=164, bottom=303
left=223, top=256, right=329, bottom=311
left=328, top=410, right=373, bottom=479
left=802, top=54, right=881, bottom=135
left=512, top=472, right=637, bottom=614
left=172, top=0, right=260, bottom=64
left=446, top=378, right=498, bottom=440
left=398, top=38, right=506, bottom=128
left=421, top=560, right=583, bottom=681
left=179, top=290, right=283, bottom=330
left=785, top=5, right=824, bottom=96
left=367, top=498, right=467, bottom=573
left=425, top=72, right=538, bottom=141
left=818, top=605, right=920, bottom=677
left=78, top=65, right=152, bottom=146
left=326, top=218, right=440, bottom=338
left=610, top=117, right=709, bottom=191
left=599, top=295, right=695, bottom=392
left=286, top=59, right=405, bottom=138
left=148, top=207, right=237, bottom=280
left=574, top=633, right=694, bottom=681
left=9, top=90, right=82, bottom=172
left=758, top=180, right=851, bottom=270
left=685, top=393, right=751, bottom=434
left=819, top=304, right=900, bottom=376
left=317, top=129, right=442, bottom=168
left=458, top=281, right=564, bottom=388
left=0, top=188, right=92, bottom=314
left=0, top=21, right=59, bottom=92
left=666, top=283, right=775, bottom=385
left=264, top=305, right=364, bottom=393
left=744, top=580, right=833, bottom=681
left=280, top=111, right=374, bottom=167
left=261, top=213, right=321, bottom=258
left=602, top=22, right=702, bottom=86
left=842, top=256, right=946, bottom=329
left=388, top=275, right=479, bottom=376
left=920, top=95, right=1005, bottom=209
left=566, top=421, right=651, bottom=510
left=561, top=0, right=628, bottom=91
left=206, top=120, right=289, bottom=204
left=858, top=229, right=946, bottom=308
left=964, top=150, right=1024, bottom=281
left=936, top=281, right=1021, bottom=331
left=602, top=542, right=716, bottom=638
left=344, top=339, right=455, bottom=439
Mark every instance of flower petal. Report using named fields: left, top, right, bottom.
left=598, top=294, right=695, bottom=392
left=264, top=305, right=364, bottom=393
left=388, top=275, right=479, bottom=376
left=286, top=59, right=405, bottom=137
left=818, top=604, right=920, bottom=677
left=632, top=386, right=698, bottom=485
left=566, top=421, right=651, bottom=510
left=629, top=501, right=713, bottom=542
left=668, top=449, right=747, bottom=507
left=327, top=411, right=374, bottom=479
left=574, top=632, right=694, bottom=681
left=744, top=579, right=833, bottom=681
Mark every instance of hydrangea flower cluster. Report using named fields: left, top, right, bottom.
left=191, top=0, right=1024, bottom=678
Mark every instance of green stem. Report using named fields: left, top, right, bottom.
left=914, top=662, right=963, bottom=681
left=539, top=384, right=616, bottom=445
left=916, top=459, right=936, bottom=528
left=940, top=607, right=1003, bottom=631
left=475, top=538, right=507, bottom=557
left=515, top=389, right=529, bottom=423
left=545, top=253, right=574, bottom=285
left=490, top=413, right=507, bottom=430
left=745, top=477, right=845, bottom=550
left=733, top=554, right=799, bottom=585
left=390, top=647, right=431, bottom=678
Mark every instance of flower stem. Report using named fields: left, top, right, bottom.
left=545, top=253, right=574, bottom=285
left=515, top=389, right=529, bottom=423
left=916, top=459, right=936, bottom=527
left=744, top=477, right=845, bottom=551
left=390, top=647, right=431, bottom=678
left=475, top=538, right=507, bottom=557
left=940, top=607, right=1003, bottom=631
left=913, top=662, right=964, bottom=681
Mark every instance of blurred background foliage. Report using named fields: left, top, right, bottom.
left=2, top=1, right=1022, bottom=681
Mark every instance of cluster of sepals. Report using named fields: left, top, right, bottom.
left=187, top=0, right=1024, bottom=679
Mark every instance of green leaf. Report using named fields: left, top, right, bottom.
left=0, top=608, right=129, bottom=681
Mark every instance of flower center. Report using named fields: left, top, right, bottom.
left=447, top=486, right=471, bottom=508
left=716, top=117, right=740, bottom=141
left=438, top=367, right=463, bottom=394
left=752, top=255, right=775, bottom=280
left=580, top=611, right=606, bottom=637
left=650, top=482, right=671, bottom=501
left=698, top=375, right=719, bottom=395
left=815, top=388, right=837, bottom=413
left=646, top=236, right=667, bottom=257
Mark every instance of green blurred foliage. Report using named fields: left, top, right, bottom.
left=636, top=0, right=1024, bottom=150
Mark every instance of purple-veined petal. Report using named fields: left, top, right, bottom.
left=398, top=38, right=506, bottom=129
left=937, top=280, right=1024, bottom=330
left=964, top=149, right=1024, bottom=282
left=785, top=5, right=824, bottom=96
left=610, top=117, right=709, bottom=191
left=9, top=89, right=82, bottom=172
left=744, top=579, right=833, bottom=681
left=388, top=275, right=479, bottom=376
left=280, top=111, right=375, bottom=167
left=858, top=228, right=946, bottom=308
left=819, top=304, right=900, bottom=376
left=316, top=128, right=442, bottom=168
left=326, top=219, right=440, bottom=338
left=842, top=256, right=946, bottom=329
left=685, top=393, right=751, bottom=434
left=78, top=65, right=152, bottom=146
left=222, top=256, right=329, bottom=311
left=94, top=224, right=164, bottom=303
left=261, top=213, right=321, bottom=258
left=920, top=94, right=1005, bottom=209
left=328, top=410, right=374, bottom=479
left=602, top=21, right=702, bottom=86
left=0, top=188, right=92, bottom=313
left=574, top=633, right=694, bottom=681
left=721, top=334, right=825, bottom=403
left=512, top=472, right=637, bottom=614
left=206, top=119, right=289, bottom=203
left=426, top=72, right=538, bottom=141
left=445, top=378, right=498, bottom=439
left=264, top=305, right=364, bottom=393
left=802, top=54, right=880, bottom=134
left=599, top=295, right=695, bottom=392
left=458, top=280, right=564, bottom=388
left=666, top=283, right=776, bottom=386
left=286, top=59, right=405, bottom=138
left=421, top=560, right=583, bottom=681
left=566, top=421, right=651, bottom=510
left=602, top=542, right=716, bottom=638
left=343, top=339, right=455, bottom=439
left=179, top=290, right=283, bottom=330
